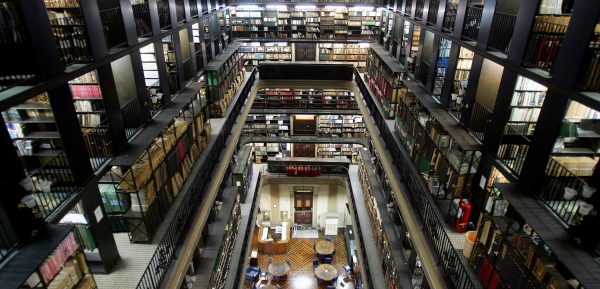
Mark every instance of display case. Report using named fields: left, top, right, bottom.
left=232, top=145, right=253, bottom=200
left=110, top=98, right=210, bottom=242
left=365, top=45, right=407, bottom=119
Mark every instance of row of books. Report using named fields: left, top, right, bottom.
left=70, top=85, right=102, bottom=99
left=40, top=233, right=79, bottom=284
left=44, top=0, right=79, bottom=8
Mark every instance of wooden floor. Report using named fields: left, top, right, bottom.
left=243, top=228, right=351, bottom=289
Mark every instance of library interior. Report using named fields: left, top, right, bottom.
left=0, top=0, right=600, bottom=289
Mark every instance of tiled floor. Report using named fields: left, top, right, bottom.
left=243, top=229, right=353, bottom=289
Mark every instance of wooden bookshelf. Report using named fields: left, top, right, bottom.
left=230, top=5, right=380, bottom=41
left=232, top=145, right=253, bottom=200
left=243, top=114, right=290, bottom=137
left=505, top=76, right=548, bottom=137
left=162, top=36, right=180, bottom=93
left=140, top=43, right=164, bottom=109
left=316, top=114, right=365, bottom=138
left=365, top=45, right=406, bottom=119
left=240, top=42, right=292, bottom=66
left=318, top=42, right=369, bottom=67
left=253, top=88, right=357, bottom=110
left=207, top=195, right=241, bottom=289
left=450, top=47, right=474, bottom=119
left=407, top=25, right=421, bottom=74
left=205, top=42, right=245, bottom=117
left=316, top=143, right=361, bottom=162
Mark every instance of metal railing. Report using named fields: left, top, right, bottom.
left=355, top=69, right=481, bottom=289
left=540, top=157, right=592, bottom=226
left=49, top=16, right=92, bottom=65
left=577, top=32, right=600, bottom=92
left=427, top=0, right=440, bottom=25
left=0, top=208, right=18, bottom=264
left=442, top=1, right=458, bottom=32
left=134, top=69, right=256, bottom=289
left=468, top=101, right=492, bottom=141
left=415, top=0, right=425, bottom=20
left=523, top=17, right=568, bottom=71
left=229, top=0, right=383, bottom=3
left=462, top=6, right=482, bottom=41
left=82, top=120, right=113, bottom=171
left=133, top=2, right=153, bottom=37
left=29, top=152, right=77, bottom=218
left=100, top=7, right=127, bottom=49
left=175, top=0, right=186, bottom=23
left=405, top=0, right=413, bottom=16
left=189, top=0, right=199, bottom=18
left=120, top=97, right=147, bottom=140
left=497, top=142, right=528, bottom=175
left=488, top=11, right=516, bottom=54
left=157, top=0, right=172, bottom=29
left=0, top=74, right=35, bottom=92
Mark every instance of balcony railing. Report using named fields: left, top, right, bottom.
left=405, top=0, right=413, bottom=16
left=540, top=157, right=593, bottom=226
left=82, top=120, right=114, bottom=171
left=523, top=17, right=568, bottom=71
left=175, top=0, right=185, bottom=23
left=577, top=32, right=600, bottom=92
left=189, top=0, right=199, bottom=18
left=415, top=0, right=424, bottom=20
left=120, top=97, right=147, bottom=140
left=468, top=101, right=492, bottom=141
left=229, top=0, right=382, bottom=3
left=157, top=0, right=172, bottom=29
left=462, top=6, right=483, bottom=41
left=488, top=11, right=517, bottom=54
left=100, top=7, right=127, bottom=49
left=133, top=2, right=153, bottom=37
left=28, top=152, right=77, bottom=218
left=48, top=16, right=92, bottom=65
left=427, top=0, right=440, bottom=25
left=442, top=1, right=458, bottom=32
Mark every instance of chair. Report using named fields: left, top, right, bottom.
left=325, top=256, right=333, bottom=264
left=325, top=236, right=333, bottom=242
left=327, top=286, right=335, bottom=289
left=313, top=259, right=319, bottom=268
left=245, top=266, right=260, bottom=280
left=344, top=265, right=351, bottom=273
left=259, top=270, right=267, bottom=280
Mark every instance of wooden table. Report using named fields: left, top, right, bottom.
left=268, top=260, right=291, bottom=277
left=315, top=264, right=338, bottom=281
left=315, top=240, right=335, bottom=255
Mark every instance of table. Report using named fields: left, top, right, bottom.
left=315, top=264, right=338, bottom=281
left=268, top=260, right=291, bottom=277
left=315, top=240, right=335, bottom=255
left=259, top=284, right=278, bottom=289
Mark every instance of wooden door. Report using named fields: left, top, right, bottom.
left=295, top=43, right=316, bottom=61
left=293, top=143, right=315, bottom=157
left=292, top=115, right=316, bottom=135
left=294, top=190, right=313, bottom=225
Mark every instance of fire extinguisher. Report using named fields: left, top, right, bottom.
left=455, top=192, right=472, bottom=233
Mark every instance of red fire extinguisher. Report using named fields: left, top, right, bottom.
left=455, top=193, right=472, bottom=233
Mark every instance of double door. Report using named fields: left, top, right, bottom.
left=294, top=190, right=313, bottom=225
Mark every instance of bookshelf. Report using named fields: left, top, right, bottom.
left=316, top=115, right=366, bottom=138
left=450, top=47, right=474, bottom=119
left=240, top=42, right=292, bottom=66
left=394, top=86, right=482, bottom=198
left=230, top=5, right=380, bottom=41
left=69, top=71, right=105, bottom=129
left=523, top=15, right=570, bottom=71
left=250, top=142, right=285, bottom=162
left=253, top=88, right=357, bottom=110
left=318, top=42, right=370, bottom=67
left=140, top=43, right=164, bottom=110
left=19, top=228, right=97, bottom=289
left=505, top=76, right=548, bottom=137
left=163, top=35, right=180, bottom=94
left=316, top=143, right=361, bottom=162
left=205, top=43, right=245, bottom=118
left=43, top=0, right=92, bottom=66
left=111, top=99, right=210, bottom=242
left=232, top=145, right=253, bottom=200
left=365, top=45, right=407, bottom=119
left=432, top=38, right=452, bottom=101
left=554, top=100, right=600, bottom=155
left=243, top=114, right=290, bottom=137
left=577, top=26, right=600, bottom=92
left=207, top=195, right=241, bottom=289
left=407, top=25, right=421, bottom=74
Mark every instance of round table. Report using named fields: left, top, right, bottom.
left=259, top=284, right=278, bottom=289
left=315, top=264, right=338, bottom=281
left=315, top=240, right=335, bottom=255
left=268, top=260, right=291, bottom=277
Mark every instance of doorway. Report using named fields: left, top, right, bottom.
left=295, top=43, right=316, bottom=61
left=294, top=190, right=313, bottom=225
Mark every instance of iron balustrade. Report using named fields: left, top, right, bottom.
left=540, top=157, right=593, bottom=226
left=427, top=0, right=440, bottom=25
left=577, top=32, right=600, bottom=92
left=468, top=101, right=492, bottom=141
left=100, top=7, right=127, bottom=49
left=0, top=74, right=35, bottom=92
left=157, top=0, right=172, bottom=29
left=488, top=11, right=517, bottom=54
left=189, top=0, right=199, bottom=18
left=133, top=2, right=153, bottom=37
left=27, top=151, right=77, bottom=218
left=405, top=0, right=413, bottom=16
left=523, top=17, right=568, bottom=71
left=462, top=6, right=482, bottom=41
left=442, top=1, right=458, bottom=32
left=82, top=120, right=113, bottom=171
left=120, top=97, right=147, bottom=140
left=48, top=16, right=92, bottom=65
left=134, top=69, right=256, bottom=289
left=354, top=69, right=481, bottom=289
left=415, top=0, right=425, bottom=20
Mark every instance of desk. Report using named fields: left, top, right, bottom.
left=258, top=224, right=291, bottom=254
left=315, top=264, right=338, bottom=281
left=315, top=240, right=335, bottom=255
left=268, top=261, right=291, bottom=277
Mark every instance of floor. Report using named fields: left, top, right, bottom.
left=243, top=229, right=352, bottom=289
